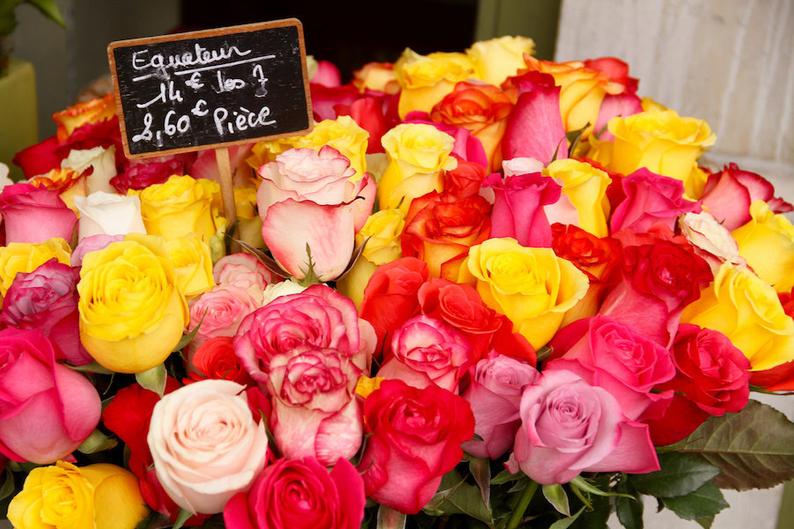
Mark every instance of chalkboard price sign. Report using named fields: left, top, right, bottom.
left=107, top=19, right=312, bottom=158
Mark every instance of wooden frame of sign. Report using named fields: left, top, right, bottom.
left=107, top=18, right=314, bottom=229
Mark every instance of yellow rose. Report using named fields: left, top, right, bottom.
left=605, top=109, right=716, bottom=198
left=126, top=233, right=214, bottom=300
left=78, top=239, right=188, bottom=373
left=732, top=200, right=794, bottom=292
left=641, top=97, right=668, bottom=112
left=544, top=159, right=611, bottom=237
left=463, top=238, right=589, bottom=348
left=467, top=35, right=535, bottom=86
left=133, top=175, right=221, bottom=239
left=7, top=461, right=148, bottom=529
left=0, top=238, right=71, bottom=295
left=681, top=263, right=794, bottom=370
left=235, top=186, right=265, bottom=248
left=353, top=62, right=400, bottom=94
left=394, top=48, right=476, bottom=118
left=523, top=57, right=622, bottom=133
left=379, top=123, right=457, bottom=212
left=337, top=208, right=405, bottom=308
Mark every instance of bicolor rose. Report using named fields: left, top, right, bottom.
left=189, top=285, right=260, bottom=344
left=0, top=183, right=77, bottom=244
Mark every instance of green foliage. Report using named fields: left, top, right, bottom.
left=135, top=363, right=167, bottom=397
left=661, top=482, right=728, bottom=521
left=0, top=0, right=64, bottom=37
left=629, top=453, right=720, bottom=498
left=543, top=484, right=571, bottom=516
left=77, top=429, right=118, bottom=454
left=424, top=469, right=493, bottom=526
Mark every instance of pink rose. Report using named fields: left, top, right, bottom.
left=213, top=253, right=274, bottom=304
left=258, top=146, right=375, bottom=281
left=462, top=354, right=539, bottom=458
left=110, top=153, right=195, bottom=193
left=189, top=285, right=260, bottom=345
left=0, top=183, right=77, bottom=243
left=610, top=168, right=699, bottom=233
left=485, top=172, right=561, bottom=247
left=700, top=163, right=793, bottom=230
left=508, top=369, right=659, bottom=484
left=189, top=146, right=252, bottom=183
left=235, top=284, right=376, bottom=382
left=0, top=259, right=91, bottom=365
left=224, top=457, right=365, bottom=529
left=0, top=328, right=101, bottom=463
left=268, top=345, right=363, bottom=464
left=147, top=380, right=268, bottom=514
left=377, top=315, right=473, bottom=391
left=547, top=316, right=675, bottom=419
left=70, top=234, right=124, bottom=266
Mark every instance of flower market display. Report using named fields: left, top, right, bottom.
left=2, top=34, right=794, bottom=529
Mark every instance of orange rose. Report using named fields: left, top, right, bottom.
left=401, top=191, right=491, bottom=279
left=521, top=57, right=622, bottom=133
left=52, top=95, right=116, bottom=142
left=430, top=82, right=513, bottom=171
left=353, top=62, right=400, bottom=94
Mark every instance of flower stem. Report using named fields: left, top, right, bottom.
left=507, top=480, right=539, bottom=529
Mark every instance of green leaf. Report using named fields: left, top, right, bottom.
left=492, top=469, right=524, bottom=485
left=543, top=484, right=570, bottom=516
left=629, top=453, right=719, bottom=498
left=423, top=470, right=493, bottom=525
left=376, top=505, right=406, bottom=529
left=570, top=476, right=635, bottom=499
left=662, top=482, right=728, bottom=521
left=665, top=400, right=794, bottom=490
left=172, top=508, right=193, bottom=529
left=135, top=364, right=167, bottom=397
left=26, top=0, right=64, bottom=26
left=468, top=456, right=491, bottom=507
left=298, top=244, right=322, bottom=287
left=696, top=516, right=714, bottom=529
left=77, top=429, right=118, bottom=454
left=549, top=507, right=585, bottom=529
left=67, top=361, right=114, bottom=375
left=175, top=314, right=204, bottom=352
left=565, top=122, right=590, bottom=156
left=0, top=468, right=14, bottom=501
left=615, top=482, right=643, bottom=529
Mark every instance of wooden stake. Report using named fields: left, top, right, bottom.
left=215, top=147, right=238, bottom=249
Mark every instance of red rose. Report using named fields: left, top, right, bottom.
left=224, top=458, right=365, bottom=529
left=600, top=240, right=712, bottom=344
left=360, top=257, right=429, bottom=349
left=110, top=153, right=195, bottom=194
left=0, top=259, right=90, bottom=365
left=583, top=57, right=639, bottom=93
left=358, top=380, right=474, bottom=514
left=417, top=278, right=535, bottom=363
left=442, top=158, right=488, bottom=198
left=645, top=324, right=750, bottom=445
left=185, top=336, right=253, bottom=385
left=0, top=183, right=77, bottom=244
left=12, top=136, right=63, bottom=178
left=401, top=191, right=491, bottom=279
left=551, top=223, right=622, bottom=283
left=310, top=83, right=360, bottom=121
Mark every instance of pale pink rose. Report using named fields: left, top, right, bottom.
left=213, top=253, right=274, bottom=304
left=679, top=211, right=745, bottom=271
left=462, top=355, right=538, bottom=458
left=0, top=183, right=77, bottom=244
left=189, top=285, right=259, bottom=344
left=147, top=380, right=268, bottom=514
left=257, top=147, right=375, bottom=281
left=70, top=234, right=123, bottom=266
left=502, top=157, right=544, bottom=176
left=267, top=345, right=362, bottom=465
left=507, top=369, right=659, bottom=484
left=377, top=315, right=473, bottom=391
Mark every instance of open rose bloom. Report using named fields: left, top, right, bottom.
left=4, top=31, right=794, bottom=529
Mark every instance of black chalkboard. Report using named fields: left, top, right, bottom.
left=108, top=19, right=312, bottom=158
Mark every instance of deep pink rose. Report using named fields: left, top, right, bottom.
left=485, top=172, right=561, bottom=247
left=358, top=380, right=475, bottom=514
left=404, top=112, right=489, bottom=167
left=310, top=84, right=360, bottom=121
left=258, top=146, right=375, bottom=281
left=377, top=315, right=474, bottom=391
left=507, top=369, right=659, bottom=484
left=268, top=345, right=362, bottom=464
left=0, top=328, right=101, bottom=463
left=70, top=234, right=124, bottom=266
left=593, top=93, right=642, bottom=140
left=462, top=354, right=539, bottom=458
left=0, top=259, right=90, bottom=365
left=547, top=316, right=675, bottom=419
left=0, top=183, right=77, bottom=243
left=189, top=285, right=260, bottom=345
left=610, top=168, right=700, bottom=233
left=224, top=458, right=365, bottom=529
left=235, top=284, right=376, bottom=383
left=312, top=60, right=342, bottom=87
left=700, top=163, right=793, bottom=230
left=110, top=153, right=196, bottom=193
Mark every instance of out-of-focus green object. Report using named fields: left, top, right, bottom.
left=0, top=58, right=38, bottom=181
left=475, top=0, right=561, bottom=59
left=0, top=0, right=65, bottom=37
left=778, top=480, right=794, bottom=529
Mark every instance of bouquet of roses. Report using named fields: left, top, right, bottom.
left=2, top=34, right=794, bottom=529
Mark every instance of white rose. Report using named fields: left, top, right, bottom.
left=74, top=191, right=146, bottom=240
left=0, top=162, right=12, bottom=191
left=147, top=380, right=268, bottom=514
left=262, top=279, right=307, bottom=305
left=680, top=211, right=745, bottom=268
left=62, top=146, right=117, bottom=193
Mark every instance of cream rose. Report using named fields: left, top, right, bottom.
left=74, top=192, right=146, bottom=240
left=147, top=380, right=268, bottom=514
left=680, top=211, right=744, bottom=269
left=61, top=146, right=117, bottom=194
